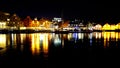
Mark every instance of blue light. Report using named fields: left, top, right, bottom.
left=73, top=33, right=78, bottom=40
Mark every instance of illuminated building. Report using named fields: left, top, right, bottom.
left=102, top=23, right=117, bottom=30
left=0, top=22, right=7, bottom=29
left=86, top=22, right=94, bottom=31
left=52, top=17, right=63, bottom=29
left=68, top=19, right=84, bottom=31
left=32, top=17, right=40, bottom=27
left=110, top=24, right=116, bottom=30
left=52, top=17, right=62, bottom=23
left=102, top=23, right=111, bottom=30
left=93, top=24, right=102, bottom=30
left=23, top=16, right=32, bottom=27
left=116, top=23, right=120, bottom=29
left=9, top=13, right=21, bottom=27
left=0, top=11, right=10, bottom=29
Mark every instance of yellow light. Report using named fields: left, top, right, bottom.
left=110, top=25, right=116, bottom=30
left=43, top=34, right=49, bottom=57
left=20, top=34, right=26, bottom=44
left=118, top=32, right=120, bottom=39
left=116, top=24, right=118, bottom=29
left=20, top=34, right=26, bottom=51
left=68, top=33, right=72, bottom=40
left=31, top=33, right=40, bottom=55
left=110, top=32, right=116, bottom=39
left=102, top=32, right=110, bottom=48
left=0, top=34, right=6, bottom=53
left=116, top=32, right=118, bottom=41
left=116, top=23, right=120, bottom=29
left=102, top=23, right=110, bottom=30
left=20, top=27, right=26, bottom=30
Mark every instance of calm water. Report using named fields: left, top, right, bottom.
left=0, top=32, right=120, bottom=66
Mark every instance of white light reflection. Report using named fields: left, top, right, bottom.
left=11, top=34, right=17, bottom=48
left=89, top=33, right=92, bottom=46
left=89, top=33, right=92, bottom=39
left=54, top=34, right=61, bottom=47
left=95, top=32, right=102, bottom=39
left=78, top=33, right=84, bottom=39
left=40, top=34, right=44, bottom=40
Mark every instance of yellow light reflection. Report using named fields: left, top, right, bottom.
left=20, top=34, right=26, bottom=51
left=102, top=32, right=110, bottom=48
left=31, top=33, right=40, bottom=55
left=42, top=34, right=49, bottom=57
left=118, top=32, right=120, bottom=40
left=68, top=33, right=72, bottom=40
left=20, top=34, right=26, bottom=44
left=116, top=32, right=118, bottom=42
left=0, top=34, right=6, bottom=53
left=110, top=32, right=116, bottom=39
left=48, top=33, right=52, bottom=41
left=102, top=32, right=120, bottom=48
left=62, top=39, right=64, bottom=48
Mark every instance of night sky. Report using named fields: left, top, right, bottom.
left=0, top=0, right=120, bottom=23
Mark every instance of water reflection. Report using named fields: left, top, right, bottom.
left=42, top=34, right=49, bottom=57
left=53, top=34, right=61, bottom=47
left=1, top=32, right=120, bottom=55
left=0, top=34, right=6, bottom=53
left=78, top=33, right=84, bottom=39
left=30, top=33, right=49, bottom=57
left=101, top=32, right=120, bottom=48
left=94, top=32, right=101, bottom=39
left=89, top=33, right=93, bottom=46
left=9, top=34, right=17, bottom=48
left=31, top=33, right=40, bottom=55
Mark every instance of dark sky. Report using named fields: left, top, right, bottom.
left=0, top=0, right=120, bottom=23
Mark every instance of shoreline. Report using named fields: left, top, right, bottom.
left=0, top=29, right=120, bottom=34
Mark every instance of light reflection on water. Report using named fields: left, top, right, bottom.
left=0, top=34, right=6, bottom=53
left=0, top=32, right=120, bottom=55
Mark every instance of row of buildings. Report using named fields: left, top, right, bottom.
left=1, top=11, right=120, bottom=31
